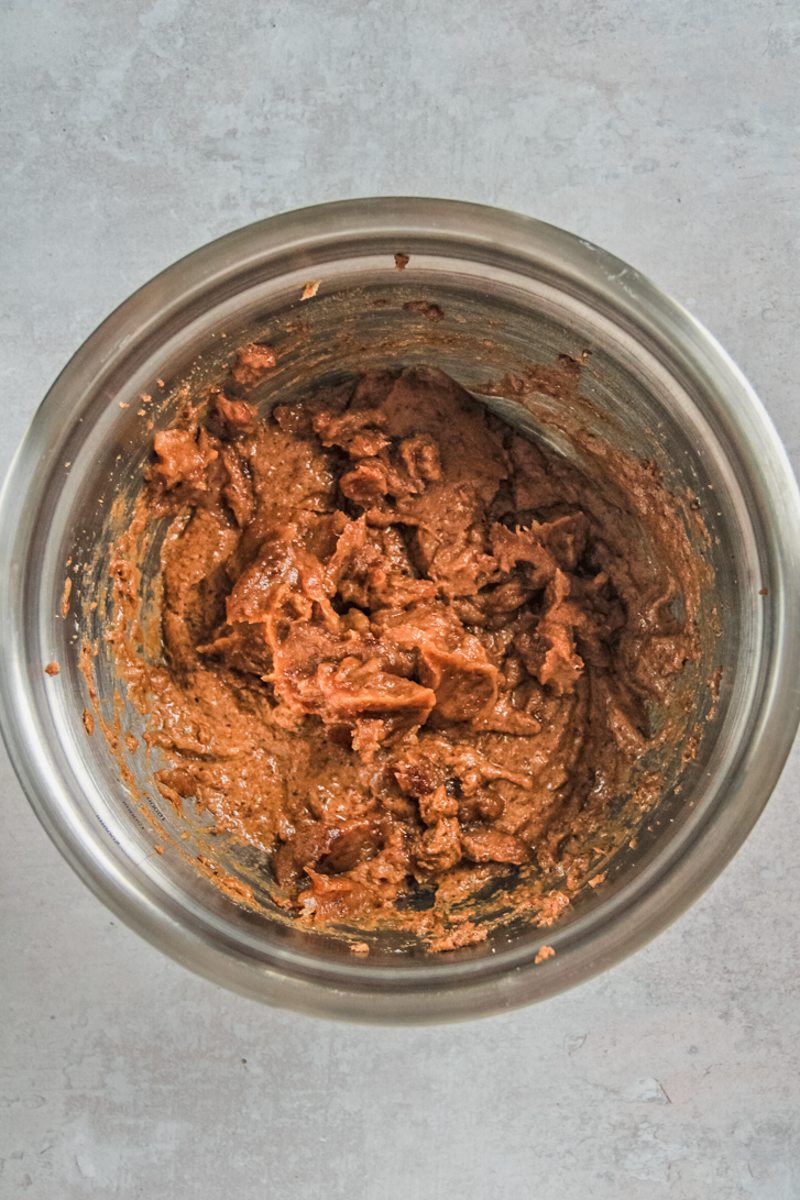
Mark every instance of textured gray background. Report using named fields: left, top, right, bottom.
left=2, top=2, right=799, bottom=1196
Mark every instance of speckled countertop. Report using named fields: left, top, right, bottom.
left=2, top=2, right=798, bottom=1196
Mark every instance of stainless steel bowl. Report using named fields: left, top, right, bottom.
left=2, top=198, right=798, bottom=1022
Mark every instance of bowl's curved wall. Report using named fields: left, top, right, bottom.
left=1, top=199, right=798, bottom=1022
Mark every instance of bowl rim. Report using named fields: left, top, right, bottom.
left=2, top=196, right=799, bottom=1023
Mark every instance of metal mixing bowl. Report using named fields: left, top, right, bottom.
left=1, top=198, right=798, bottom=1022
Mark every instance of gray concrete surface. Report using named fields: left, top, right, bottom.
left=1, top=1, right=798, bottom=1196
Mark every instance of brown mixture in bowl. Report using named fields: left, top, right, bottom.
left=108, top=354, right=708, bottom=951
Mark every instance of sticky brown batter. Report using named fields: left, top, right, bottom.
left=109, top=353, right=707, bottom=950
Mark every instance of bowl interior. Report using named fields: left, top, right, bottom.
left=42, top=268, right=744, bottom=954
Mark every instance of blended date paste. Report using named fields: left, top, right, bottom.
left=108, top=354, right=706, bottom=950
